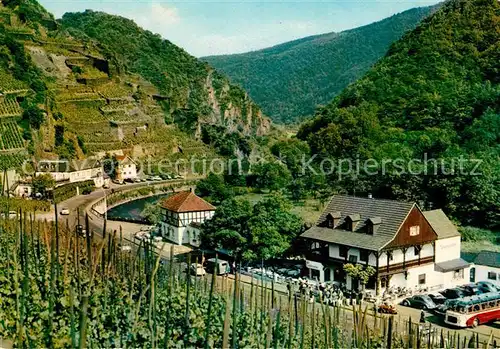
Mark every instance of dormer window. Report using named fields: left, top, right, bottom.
left=367, top=217, right=382, bottom=234
left=345, top=214, right=361, bottom=231
left=326, top=211, right=341, bottom=228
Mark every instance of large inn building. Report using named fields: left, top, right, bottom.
left=301, top=195, right=470, bottom=294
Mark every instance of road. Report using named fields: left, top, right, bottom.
left=39, top=178, right=196, bottom=232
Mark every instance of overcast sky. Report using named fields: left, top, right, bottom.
left=38, top=0, right=441, bottom=57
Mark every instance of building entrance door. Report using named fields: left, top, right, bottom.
left=470, top=267, right=476, bottom=282
left=352, top=278, right=359, bottom=291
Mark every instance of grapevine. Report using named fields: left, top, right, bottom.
left=0, top=121, right=24, bottom=150
left=0, top=98, right=22, bottom=118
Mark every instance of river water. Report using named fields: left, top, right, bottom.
left=106, top=194, right=170, bottom=221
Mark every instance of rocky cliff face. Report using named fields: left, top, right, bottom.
left=204, top=70, right=271, bottom=136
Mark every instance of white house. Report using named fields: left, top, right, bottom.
left=36, top=159, right=104, bottom=188
left=1, top=170, right=33, bottom=197
left=301, top=196, right=470, bottom=294
left=468, top=251, right=500, bottom=287
left=11, top=180, right=33, bottom=198
left=159, top=190, right=216, bottom=246
left=423, top=209, right=468, bottom=288
left=115, top=155, right=137, bottom=181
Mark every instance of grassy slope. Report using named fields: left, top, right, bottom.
left=203, top=6, right=435, bottom=123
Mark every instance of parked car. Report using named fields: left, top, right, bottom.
left=190, top=263, right=206, bottom=277
left=458, top=283, right=483, bottom=296
left=439, top=288, right=466, bottom=300
left=133, top=178, right=142, bottom=183
left=1, top=211, right=18, bottom=219
left=160, top=174, right=172, bottom=180
left=401, top=295, right=437, bottom=310
left=119, top=244, right=132, bottom=252
left=153, top=236, right=163, bottom=243
left=112, top=179, right=124, bottom=185
left=76, top=224, right=84, bottom=235
left=378, top=304, right=398, bottom=314
left=434, top=299, right=459, bottom=317
left=428, top=293, right=447, bottom=305
left=103, top=183, right=110, bottom=189
left=78, top=229, right=92, bottom=238
left=205, top=258, right=230, bottom=275
left=135, top=231, right=150, bottom=241
left=60, top=208, right=70, bottom=215
left=151, top=176, right=162, bottom=181
left=476, top=281, right=499, bottom=293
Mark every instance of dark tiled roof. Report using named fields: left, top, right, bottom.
left=461, top=252, right=478, bottom=263
left=161, top=191, right=216, bottom=213
left=423, top=209, right=460, bottom=239
left=302, top=226, right=385, bottom=251
left=473, top=251, right=500, bottom=269
left=434, top=258, right=470, bottom=272
left=116, top=155, right=135, bottom=164
left=301, top=195, right=415, bottom=251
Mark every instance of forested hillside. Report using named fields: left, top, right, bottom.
left=60, top=11, right=271, bottom=138
left=0, top=0, right=274, bottom=171
left=203, top=6, right=434, bottom=123
left=297, top=0, right=500, bottom=229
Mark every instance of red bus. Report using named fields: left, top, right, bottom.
left=445, top=292, right=500, bottom=328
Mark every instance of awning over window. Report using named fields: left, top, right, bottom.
left=306, top=260, right=324, bottom=271
left=434, top=258, right=471, bottom=273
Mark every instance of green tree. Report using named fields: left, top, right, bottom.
left=54, top=124, right=64, bottom=147
left=270, top=138, right=310, bottom=178
left=200, top=198, right=252, bottom=256
left=246, top=194, right=303, bottom=260
left=22, top=105, right=45, bottom=129
left=32, top=173, right=55, bottom=198
left=141, top=202, right=161, bottom=225
left=343, top=264, right=376, bottom=291
left=103, top=154, right=118, bottom=180
left=195, top=173, right=231, bottom=204
left=77, top=135, right=87, bottom=154
left=56, top=139, right=76, bottom=160
left=252, top=162, right=292, bottom=192
left=201, top=194, right=303, bottom=261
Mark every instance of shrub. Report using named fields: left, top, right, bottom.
left=460, top=226, right=496, bottom=243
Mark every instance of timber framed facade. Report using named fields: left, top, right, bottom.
left=301, top=196, right=469, bottom=294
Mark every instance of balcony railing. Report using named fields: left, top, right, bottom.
left=306, top=250, right=434, bottom=277
left=378, top=255, right=434, bottom=277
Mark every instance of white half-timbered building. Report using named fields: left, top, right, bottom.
left=159, top=190, right=216, bottom=246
